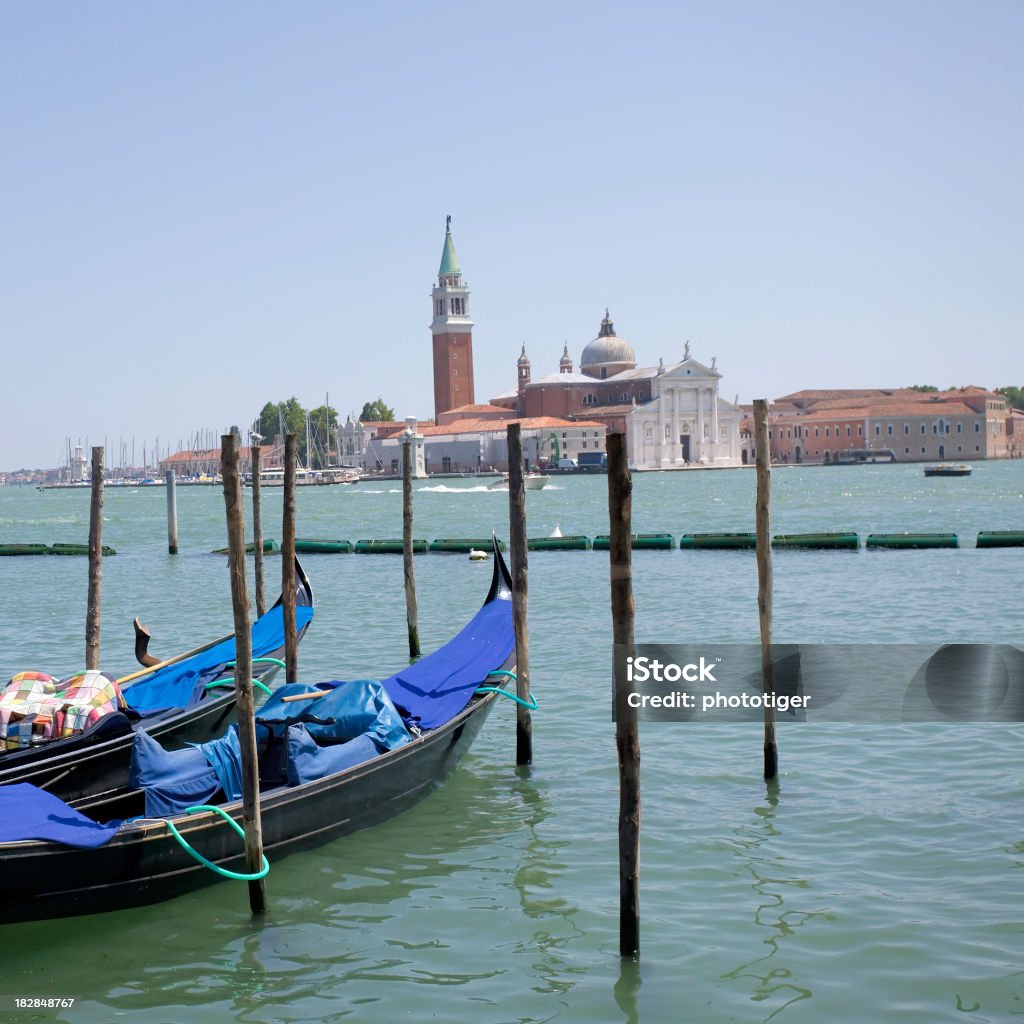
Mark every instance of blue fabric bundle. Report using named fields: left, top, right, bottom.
left=0, top=783, right=122, bottom=848
left=129, top=679, right=412, bottom=815
left=129, top=729, right=223, bottom=817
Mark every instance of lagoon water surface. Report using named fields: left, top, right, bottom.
left=0, top=462, right=1022, bottom=1023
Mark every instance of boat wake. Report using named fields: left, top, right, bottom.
left=419, top=484, right=494, bottom=494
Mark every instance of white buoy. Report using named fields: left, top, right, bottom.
left=549, top=523, right=563, bottom=538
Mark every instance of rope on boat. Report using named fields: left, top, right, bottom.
left=205, top=657, right=287, bottom=697
left=164, top=805, right=271, bottom=881
left=475, top=670, right=538, bottom=711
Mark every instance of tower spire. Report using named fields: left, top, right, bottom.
left=430, top=218, right=474, bottom=418
left=438, top=216, right=461, bottom=279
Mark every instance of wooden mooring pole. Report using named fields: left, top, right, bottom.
left=506, top=423, right=532, bottom=766
left=402, top=435, right=421, bottom=659
left=85, top=447, right=104, bottom=670
left=251, top=445, right=266, bottom=619
left=282, top=434, right=298, bottom=684
left=753, top=399, right=778, bottom=781
left=607, top=432, right=640, bottom=956
left=165, top=469, right=179, bottom=554
left=221, top=433, right=267, bottom=914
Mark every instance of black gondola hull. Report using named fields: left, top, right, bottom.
left=0, top=690, right=497, bottom=924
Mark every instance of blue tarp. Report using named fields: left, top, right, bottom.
left=129, top=729, right=222, bottom=817
left=0, top=783, right=122, bottom=848
left=377, top=598, right=514, bottom=729
left=123, top=604, right=314, bottom=715
left=130, top=680, right=412, bottom=815
left=257, top=680, right=411, bottom=751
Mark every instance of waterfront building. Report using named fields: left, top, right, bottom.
left=364, top=415, right=606, bottom=476
left=740, top=387, right=1015, bottom=464
left=159, top=444, right=272, bottom=479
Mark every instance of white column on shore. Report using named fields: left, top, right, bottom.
left=671, top=386, right=681, bottom=463
left=711, top=387, right=720, bottom=462
left=696, top=387, right=706, bottom=462
left=657, top=390, right=666, bottom=466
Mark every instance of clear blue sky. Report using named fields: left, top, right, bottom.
left=1, top=1, right=1020, bottom=470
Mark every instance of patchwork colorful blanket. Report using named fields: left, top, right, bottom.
left=0, top=670, right=124, bottom=750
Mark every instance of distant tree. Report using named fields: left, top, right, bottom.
left=254, top=397, right=312, bottom=463
left=997, top=386, right=1024, bottom=410
left=228, top=425, right=242, bottom=442
left=909, top=384, right=939, bottom=392
left=360, top=398, right=395, bottom=422
left=256, top=398, right=306, bottom=443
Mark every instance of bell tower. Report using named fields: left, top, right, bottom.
left=430, top=216, right=475, bottom=419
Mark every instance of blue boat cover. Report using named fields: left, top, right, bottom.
left=376, top=597, right=514, bottom=729
left=256, top=680, right=411, bottom=750
left=122, top=604, right=314, bottom=716
left=0, top=783, right=122, bottom=848
left=130, top=680, right=412, bottom=815
left=129, top=729, right=223, bottom=817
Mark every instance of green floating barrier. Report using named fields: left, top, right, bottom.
left=294, top=538, right=354, bottom=554
left=211, top=539, right=279, bottom=554
left=679, top=532, right=756, bottom=550
left=527, top=535, right=592, bottom=551
left=0, top=543, right=117, bottom=556
left=0, top=543, right=50, bottom=557
left=772, top=532, right=860, bottom=550
left=593, top=533, right=675, bottom=551
left=866, top=533, right=959, bottom=549
left=354, top=539, right=428, bottom=554
left=429, top=538, right=507, bottom=553
left=976, top=531, right=1024, bottom=548
left=48, top=543, right=117, bottom=556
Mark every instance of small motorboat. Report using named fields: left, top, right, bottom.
left=488, top=473, right=549, bottom=491
left=468, top=548, right=489, bottom=561
left=924, top=464, right=972, bottom=477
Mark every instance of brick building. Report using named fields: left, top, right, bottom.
left=739, top=388, right=1015, bottom=464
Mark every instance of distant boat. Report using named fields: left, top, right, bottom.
left=829, top=448, right=898, bottom=465
left=924, top=464, right=972, bottom=477
left=487, top=473, right=549, bottom=491
left=248, top=467, right=358, bottom=487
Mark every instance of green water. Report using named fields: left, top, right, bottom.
left=1, top=463, right=1022, bottom=1023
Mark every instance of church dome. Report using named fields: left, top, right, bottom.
left=580, top=311, right=636, bottom=378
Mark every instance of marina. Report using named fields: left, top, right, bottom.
left=0, top=461, right=1021, bottom=1020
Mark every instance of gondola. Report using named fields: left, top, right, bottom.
left=0, top=538, right=517, bottom=924
left=0, top=560, right=314, bottom=804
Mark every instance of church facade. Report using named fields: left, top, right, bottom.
left=493, top=314, right=742, bottom=469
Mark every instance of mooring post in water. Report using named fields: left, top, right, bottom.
left=85, top=447, right=105, bottom=671
left=607, top=432, right=640, bottom=956
left=251, top=444, right=266, bottom=618
left=220, top=433, right=267, bottom=914
left=754, top=399, right=778, bottom=780
left=402, top=434, right=420, bottom=659
left=506, top=422, right=532, bottom=766
left=282, top=434, right=298, bottom=684
left=165, top=470, right=178, bottom=554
